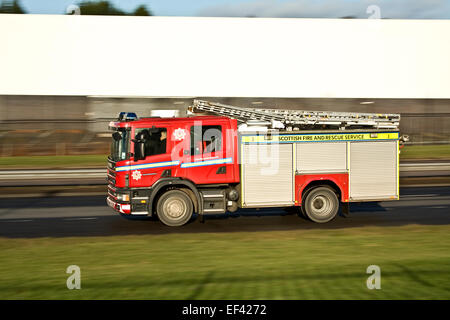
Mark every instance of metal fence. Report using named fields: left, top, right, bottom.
left=1, top=96, right=449, bottom=156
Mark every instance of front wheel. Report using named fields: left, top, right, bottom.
left=303, top=186, right=339, bottom=223
left=156, top=189, right=193, bottom=227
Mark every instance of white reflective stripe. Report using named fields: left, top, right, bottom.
left=181, top=157, right=232, bottom=168
left=116, top=160, right=180, bottom=172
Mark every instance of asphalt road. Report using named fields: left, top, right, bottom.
left=0, top=186, right=449, bottom=238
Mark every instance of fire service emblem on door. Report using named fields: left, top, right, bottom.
left=132, top=170, right=142, bottom=181
left=172, top=128, right=186, bottom=141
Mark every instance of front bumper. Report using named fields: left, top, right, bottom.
left=107, top=197, right=131, bottom=214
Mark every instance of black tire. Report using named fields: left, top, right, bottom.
left=303, top=186, right=339, bottom=223
left=300, top=204, right=307, bottom=218
left=156, top=189, right=193, bottom=227
left=299, top=188, right=312, bottom=218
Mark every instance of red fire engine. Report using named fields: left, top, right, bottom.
left=107, top=100, right=402, bottom=226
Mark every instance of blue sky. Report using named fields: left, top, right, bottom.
left=18, top=0, right=241, bottom=15
left=11, top=0, right=450, bottom=19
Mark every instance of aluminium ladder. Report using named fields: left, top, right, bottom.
left=191, top=100, right=400, bottom=131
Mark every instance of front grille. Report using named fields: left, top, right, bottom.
left=108, top=190, right=116, bottom=201
left=107, top=158, right=117, bottom=201
left=108, top=172, right=116, bottom=193
left=107, top=156, right=116, bottom=185
left=107, top=168, right=116, bottom=182
left=107, top=157, right=116, bottom=170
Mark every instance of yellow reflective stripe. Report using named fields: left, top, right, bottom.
left=180, top=158, right=232, bottom=168
left=347, top=141, right=351, bottom=198
left=240, top=143, right=245, bottom=207
left=116, top=160, right=179, bottom=171
left=397, top=140, right=400, bottom=199
left=242, top=132, right=399, bottom=143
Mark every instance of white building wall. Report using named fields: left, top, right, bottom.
left=1, top=15, right=449, bottom=98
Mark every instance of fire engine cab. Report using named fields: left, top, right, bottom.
left=107, top=100, right=402, bottom=227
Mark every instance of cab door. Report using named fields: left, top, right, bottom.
left=129, top=126, right=177, bottom=188
left=184, top=121, right=235, bottom=184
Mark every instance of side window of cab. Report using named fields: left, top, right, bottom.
left=190, top=125, right=222, bottom=156
left=135, top=127, right=167, bottom=157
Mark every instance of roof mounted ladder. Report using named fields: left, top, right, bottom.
left=191, top=100, right=400, bottom=130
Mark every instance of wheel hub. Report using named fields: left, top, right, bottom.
left=311, top=195, right=331, bottom=216
left=165, top=199, right=185, bottom=219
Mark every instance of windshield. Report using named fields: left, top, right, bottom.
left=110, top=129, right=129, bottom=162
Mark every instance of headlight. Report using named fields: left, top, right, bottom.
left=117, top=193, right=130, bottom=202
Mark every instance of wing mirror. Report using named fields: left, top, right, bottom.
left=132, top=131, right=147, bottom=161
left=112, top=131, right=122, bottom=141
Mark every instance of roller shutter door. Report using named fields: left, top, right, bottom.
left=242, top=143, right=293, bottom=206
left=350, top=141, right=397, bottom=200
left=296, top=142, right=347, bottom=173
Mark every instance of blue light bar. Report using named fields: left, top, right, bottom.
left=118, top=112, right=138, bottom=121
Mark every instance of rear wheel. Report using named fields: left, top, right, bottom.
left=299, top=188, right=312, bottom=218
left=156, top=189, right=193, bottom=227
left=303, top=186, right=339, bottom=223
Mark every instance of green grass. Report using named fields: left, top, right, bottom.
left=0, top=155, right=108, bottom=168
left=401, top=144, right=450, bottom=160
left=0, top=224, right=449, bottom=299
